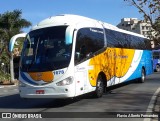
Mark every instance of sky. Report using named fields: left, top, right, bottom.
left=0, top=0, right=143, bottom=32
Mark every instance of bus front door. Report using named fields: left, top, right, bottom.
left=74, top=65, right=87, bottom=96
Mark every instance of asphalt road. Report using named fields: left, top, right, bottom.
left=0, top=72, right=160, bottom=121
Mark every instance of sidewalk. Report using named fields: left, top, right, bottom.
left=0, top=84, right=17, bottom=89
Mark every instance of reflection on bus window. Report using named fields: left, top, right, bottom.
left=75, top=28, right=104, bottom=64
left=21, top=26, right=73, bottom=72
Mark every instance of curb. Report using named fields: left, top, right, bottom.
left=0, top=84, right=17, bottom=89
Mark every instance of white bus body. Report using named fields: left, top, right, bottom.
left=18, top=14, right=152, bottom=98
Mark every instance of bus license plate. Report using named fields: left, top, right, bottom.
left=36, top=90, right=45, bottom=94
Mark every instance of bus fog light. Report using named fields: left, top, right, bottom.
left=56, top=77, right=73, bottom=86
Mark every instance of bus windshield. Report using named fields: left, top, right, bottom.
left=21, top=26, right=72, bottom=72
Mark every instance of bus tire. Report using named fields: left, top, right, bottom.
left=156, top=65, right=160, bottom=72
left=94, top=75, right=104, bottom=98
left=137, top=68, right=145, bottom=83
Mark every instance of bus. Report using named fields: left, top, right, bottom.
left=17, top=14, right=152, bottom=98
left=152, top=49, right=160, bottom=72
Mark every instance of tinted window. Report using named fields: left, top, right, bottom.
left=130, top=36, right=145, bottom=49
left=75, top=28, right=104, bottom=64
left=105, top=28, right=151, bottom=50
left=153, top=51, right=160, bottom=59
left=105, top=29, right=130, bottom=48
left=105, top=29, right=119, bottom=47
left=21, top=26, right=72, bottom=72
left=144, top=39, right=152, bottom=50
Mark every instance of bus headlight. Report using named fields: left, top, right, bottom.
left=56, top=77, right=73, bottom=86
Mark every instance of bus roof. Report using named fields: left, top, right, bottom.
left=32, top=14, right=146, bottom=39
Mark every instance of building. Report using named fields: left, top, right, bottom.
left=117, top=18, right=154, bottom=39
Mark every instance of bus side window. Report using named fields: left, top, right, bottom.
left=80, top=45, right=86, bottom=59
left=75, top=28, right=104, bottom=65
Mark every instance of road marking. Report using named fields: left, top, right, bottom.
left=144, top=87, right=160, bottom=121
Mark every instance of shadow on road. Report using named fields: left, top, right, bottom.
left=0, top=80, right=135, bottom=109
left=0, top=94, right=82, bottom=109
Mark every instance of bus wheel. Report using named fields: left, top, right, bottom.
left=138, top=68, right=145, bottom=83
left=94, top=75, right=104, bottom=98
left=156, top=65, right=160, bottom=72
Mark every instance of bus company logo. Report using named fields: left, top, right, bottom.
left=36, top=73, right=42, bottom=80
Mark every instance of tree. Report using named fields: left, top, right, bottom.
left=124, top=0, right=160, bottom=43
left=0, top=9, right=31, bottom=83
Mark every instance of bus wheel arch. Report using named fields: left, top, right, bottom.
left=93, top=72, right=107, bottom=98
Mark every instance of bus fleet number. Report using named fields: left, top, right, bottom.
left=53, top=70, right=64, bottom=75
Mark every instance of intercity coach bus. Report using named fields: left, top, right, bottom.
left=17, top=14, right=153, bottom=98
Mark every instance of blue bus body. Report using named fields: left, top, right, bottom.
left=152, top=49, right=160, bottom=72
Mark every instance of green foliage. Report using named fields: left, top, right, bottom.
left=16, top=37, right=25, bottom=49
left=0, top=70, right=10, bottom=83
left=0, top=9, right=31, bottom=43
left=0, top=9, right=31, bottom=82
left=0, top=9, right=31, bottom=56
left=154, top=17, right=160, bottom=35
left=124, top=0, right=160, bottom=43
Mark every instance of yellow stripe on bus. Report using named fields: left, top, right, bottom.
left=28, top=71, right=54, bottom=83
left=88, top=48, right=135, bottom=86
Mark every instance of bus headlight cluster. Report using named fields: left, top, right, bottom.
left=56, top=77, right=73, bottom=86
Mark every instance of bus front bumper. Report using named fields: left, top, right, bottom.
left=19, top=86, right=75, bottom=99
